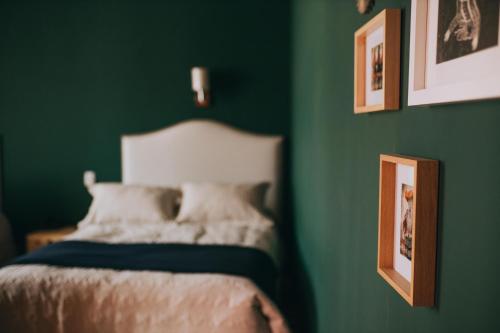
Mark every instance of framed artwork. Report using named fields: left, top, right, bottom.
left=354, top=9, right=401, bottom=114
left=377, top=154, right=439, bottom=307
left=408, top=0, right=500, bottom=106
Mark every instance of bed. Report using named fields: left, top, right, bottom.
left=0, top=120, right=289, bottom=333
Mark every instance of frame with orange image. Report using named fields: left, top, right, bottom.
left=377, top=154, right=439, bottom=307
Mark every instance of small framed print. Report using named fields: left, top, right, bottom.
left=354, top=9, right=401, bottom=113
left=408, top=0, right=500, bottom=105
left=377, top=154, right=439, bottom=307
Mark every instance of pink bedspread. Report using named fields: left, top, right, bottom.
left=0, top=264, right=290, bottom=333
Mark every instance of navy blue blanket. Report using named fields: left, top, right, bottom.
left=8, top=241, right=277, bottom=297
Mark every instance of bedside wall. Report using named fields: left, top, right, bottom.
left=291, top=0, right=500, bottom=332
left=0, top=0, right=290, bottom=248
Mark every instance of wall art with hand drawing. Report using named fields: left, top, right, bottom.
left=437, top=0, right=500, bottom=64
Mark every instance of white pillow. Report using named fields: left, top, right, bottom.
left=84, top=183, right=180, bottom=224
left=176, top=182, right=269, bottom=223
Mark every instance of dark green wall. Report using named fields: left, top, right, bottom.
left=3, top=0, right=500, bottom=331
left=0, top=0, right=290, bottom=248
left=291, top=0, right=500, bottom=332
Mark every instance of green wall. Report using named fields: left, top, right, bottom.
left=0, top=0, right=290, bottom=248
left=291, top=0, right=500, bottom=332
left=3, top=0, right=500, bottom=331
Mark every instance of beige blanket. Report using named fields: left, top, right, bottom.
left=0, top=264, right=289, bottom=333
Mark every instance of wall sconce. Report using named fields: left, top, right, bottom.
left=356, top=0, right=375, bottom=14
left=191, top=67, right=210, bottom=108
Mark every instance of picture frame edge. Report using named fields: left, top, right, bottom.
left=354, top=8, right=402, bottom=114
left=408, top=0, right=500, bottom=106
left=377, top=153, right=439, bottom=307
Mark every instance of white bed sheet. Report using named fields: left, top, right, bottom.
left=67, top=218, right=280, bottom=264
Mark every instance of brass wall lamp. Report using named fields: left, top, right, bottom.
left=357, top=0, right=375, bottom=14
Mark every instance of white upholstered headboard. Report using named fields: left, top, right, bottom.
left=122, top=120, right=284, bottom=219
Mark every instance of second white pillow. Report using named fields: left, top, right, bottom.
left=176, top=182, right=269, bottom=223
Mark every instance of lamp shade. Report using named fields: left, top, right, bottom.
left=191, top=67, right=209, bottom=91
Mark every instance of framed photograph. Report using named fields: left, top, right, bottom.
left=377, top=154, right=439, bottom=306
left=354, top=9, right=401, bottom=113
left=408, top=0, right=500, bottom=106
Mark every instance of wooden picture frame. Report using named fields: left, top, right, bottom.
left=377, top=154, right=439, bottom=306
left=354, top=9, right=401, bottom=114
left=408, top=0, right=500, bottom=106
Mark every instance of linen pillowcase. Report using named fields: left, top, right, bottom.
left=176, top=182, right=269, bottom=223
left=85, top=183, right=180, bottom=224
